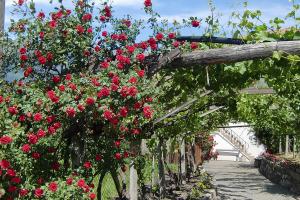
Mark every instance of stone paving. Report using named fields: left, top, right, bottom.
left=204, top=160, right=300, bottom=200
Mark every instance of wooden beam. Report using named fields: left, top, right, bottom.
left=240, top=87, right=275, bottom=94
left=148, top=41, right=300, bottom=75
left=153, top=90, right=212, bottom=125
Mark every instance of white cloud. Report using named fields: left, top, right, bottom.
left=111, top=0, right=141, bottom=6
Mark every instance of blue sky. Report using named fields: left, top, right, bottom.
left=5, top=0, right=296, bottom=28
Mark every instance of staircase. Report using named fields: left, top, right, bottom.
left=218, top=128, right=254, bottom=162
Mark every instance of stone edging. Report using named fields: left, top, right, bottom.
left=255, top=156, right=300, bottom=194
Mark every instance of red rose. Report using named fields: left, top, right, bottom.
left=18, top=0, right=24, bottom=6
left=86, top=97, right=95, bottom=106
left=119, top=107, right=128, bottom=117
left=66, top=73, right=72, bottom=81
left=47, top=90, right=60, bottom=103
left=94, top=46, right=101, bottom=52
left=6, top=169, right=16, bottom=177
left=24, top=67, right=33, bottom=77
left=59, top=85, right=65, bottom=91
left=53, top=122, right=61, bottom=129
left=191, top=20, right=200, bottom=27
left=33, top=113, right=43, bottom=122
left=128, top=86, right=138, bottom=97
left=66, top=107, right=76, bottom=118
left=126, top=45, right=135, bottom=54
left=39, top=32, right=45, bottom=39
left=131, top=128, right=141, bottom=135
left=102, top=31, right=108, bottom=37
left=87, top=27, right=93, bottom=33
left=28, top=133, right=38, bottom=144
left=97, top=87, right=110, bottom=98
left=48, top=182, right=58, bottom=192
left=46, top=52, right=53, bottom=61
left=8, top=185, right=17, bottom=192
left=144, top=0, right=152, bottom=7
left=76, top=25, right=85, bottom=34
left=21, top=144, right=31, bottom=153
left=136, top=53, right=145, bottom=62
left=95, top=154, right=102, bottom=161
left=34, top=188, right=44, bottom=198
left=77, top=104, right=85, bottom=112
left=0, top=135, right=13, bottom=145
left=83, top=161, right=92, bottom=169
left=19, top=114, right=26, bottom=122
left=32, top=152, right=41, bottom=160
left=100, top=61, right=110, bottom=69
left=129, top=77, right=137, bottom=84
left=0, top=95, right=3, bottom=103
left=168, top=32, right=176, bottom=39
left=103, top=110, right=113, bottom=120
left=19, top=189, right=29, bottom=197
left=8, top=106, right=18, bottom=115
left=38, top=56, right=47, bottom=65
left=89, top=193, right=96, bottom=200
left=104, top=6, right=111, bottom=17
left=11, top=177, right=21, bottom=184
left=82, top=13, right=92, bottom=22
left=19, top=47, right=26, bottom=54
left=66, top=177, right=73, bottom=185
left=37, top=129, right=46, bottom=138
left=52, top=76, right=60, bottom=83
left=143, top=106, right=153, bottom=119
left=173, top=41, right=180, bottom=48
left=115, top=140, right=121, bottom=148
left=115, top=153, right=122, bottom=160
left=20, top=54, right=28, bottom=61
left=190, top=42, right=198, bottom=50
left=49, top=20, right=57, bottom=29
left=156, top=33, right=164, bottom=41
left=77, top=179, right=85, bottom=188
left=37, top=12, right=45, bottom=19
left=0, top=159, right=10, bottom=169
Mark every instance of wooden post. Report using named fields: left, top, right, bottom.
left=158, top=138, right=166, bottom=198
left=285, top=135, right=289, bottom=155
left=0, top=0, right=5, bottom=33
left=180, top=138, right=186, bottom=184
left=151, top=155, right=156, bottom=189
left=129, top=161, right=138, bottom=200
left=279, top=137, right=282, bottom=154
left=293, top=136, right=296, bottom=158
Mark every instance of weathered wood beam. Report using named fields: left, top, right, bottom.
left=153, top=90, right=212, bottom=125
left=176, top=36, right=247, bottom=45
left=171, top=41, right=300, bottom=67
left=240, top=87, right=275, bottom=94
left=148, top=41, right=300, bottom=75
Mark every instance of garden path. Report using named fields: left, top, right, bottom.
left=204, top=160, right=300, bottom=200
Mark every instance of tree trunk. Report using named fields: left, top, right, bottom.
left=151, top=155, right=156, bottom=189
left=70, top=132, right=85, bottom=169
left=180, top=138, right=186, bottom=184
left=293, top=136, right=296, bottom=158
left=111, top=169, right=122, bottom=199
left=157, top=138, right=166, bottom=198
left=148, top=41, right=300, bottom=76
left=97, top=171, right=107, bottom=200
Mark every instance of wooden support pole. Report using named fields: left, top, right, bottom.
left=129, top=161, right=138, bottom=200
left=180, top=138, right=186, bottom=184
left=293, top=136, right=296, bottom=158
left=279, top=137, right=282, bottom=154
left=158, top=138, right=166, bottom=198
left=285, top=135, right=289, bottom=155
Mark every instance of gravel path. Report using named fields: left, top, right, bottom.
left=204, top=160, right=300, bottom=200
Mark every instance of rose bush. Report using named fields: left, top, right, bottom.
left=0, top=0, right=202, bottom=199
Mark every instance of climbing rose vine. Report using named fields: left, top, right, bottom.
left=0, top=0, right=201, bottom=199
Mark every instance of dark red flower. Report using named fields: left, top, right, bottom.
left=48, top=182, right=58, bottom=192
left=136, top=53, right=145, bottom=62
left=18, top=0, right=24, bottom=6
left=0, top=159, right=10, bottom=169
left=33, top=113, right=43, bottom=122
left=37, top=12, right=45, bottom=19
left=143, top=106, right=153, bottom=119
left=190, top=42, right=198, bottom=50
left=82, top=13, right=92, bottom=22
left=76, top=25, right=85, bottom=34
left=37, top=129, right=46, bottom=138
left=95, top=154, right=102, bottom=161
left=34, top=188, right=44, bottom=198
left=49, top=20, right=57, bottom=29
left=28, top=133, right=38, bottom=144
left=19, top=47, right=26, bottom=54
left=144, top=0, right=152, bottom=7
left=21, top=144, right=31, bottom=153
left=66, top=177, right=73, bottom=185
left=39, top=32, right=45, bottom=39
left=103, top=110, right=113, bottom=120
left=156, top=33, right=164, bottom=41
left=32, top=152, right=41, bottom=160
left=86, top=97, right=95, bottom=106
left=89, top=193, right=96, bottom=200
left=8, top=106, right=18, bottom=115
left=115, top=153, right=122, bottom=160
left=77, top=179, right=85, bottom=188
left=0, top=135, right=13, bottom=145
left=66, top=107, right=76, bottom=118
left=97, top=87, right=110, bottom=98
left=191, top=20, right=200, bottom=27
left=11, top=176, right=21, bottom=184
left=38, top=56, right=47, bottom=65
left=115, top=140, right=121, bottom=148
left=100, top=61, right=110, bottom=69
left=83, top=161, right=92, bottom=169
left=168, top=32, right=176, bottom=39
left=19, top=189, right=29, bottom=197
left=119, top=107, right=128, bottom=117
left=46, top=52, right=53, bottom=61
left=20, top=54, right=28, bottom=61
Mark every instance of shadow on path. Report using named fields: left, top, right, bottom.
left=204, top=160, right=300, bottom=200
